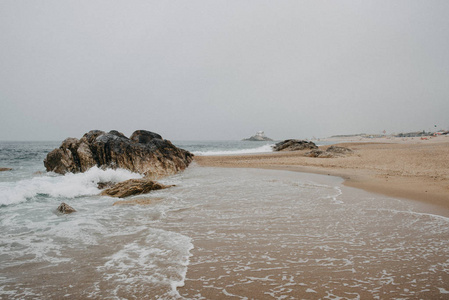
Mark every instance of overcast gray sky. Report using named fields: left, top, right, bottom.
left=1, top=1, right=448, bottom=141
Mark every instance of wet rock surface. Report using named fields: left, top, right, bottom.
left=57, top=202, right=77, bottom=214
left=97, top=181, right=115, bottom=190
left=100, top=178, right=173, bottom=198
left=44, top=130, right=193, bottom=178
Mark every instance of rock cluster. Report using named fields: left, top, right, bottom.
left=46, top=130, right=193, bottom=202
left=273, top=140, right=318, bottom=151
left=100, top=178, right=173, bottom=198
left=306, top=146, right=353, bottom=158
left=44, top=130, right=193, bottom=179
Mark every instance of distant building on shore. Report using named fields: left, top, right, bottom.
left=242, top=131, right=274, bottom=141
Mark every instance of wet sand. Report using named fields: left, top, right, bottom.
left=177, top=167, right=449, bottom=299
left=195, top=136, right=449, bottom=213
left=179, top=137, right=449, bottom=298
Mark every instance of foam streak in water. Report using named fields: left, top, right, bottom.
left=96, top=228, right=193, bottom=298
left=193, top=144, right=274, bottom=156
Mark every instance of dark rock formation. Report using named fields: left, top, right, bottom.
left=326, top=146, right=353, bottom=154
left=306, top=146, right=353, bottom=158
left=0, top=168, right=12, bottom=172
left=100, top=178, right=173, bottom=198
left=44, top=130, right=193, bottom=178
left=243, top=131, right=274, bottom=141
left=57, top=202, right=76, bottom=214
left=273, top=140, right=318, bottom=151
left=305, top=149, right=333, bottom=158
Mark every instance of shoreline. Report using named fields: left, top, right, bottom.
left=194, top=137, right=449, bottom=214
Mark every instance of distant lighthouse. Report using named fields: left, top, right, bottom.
left=256, top=131, right=265, bottom=138
left=242, top=131, right=274, bottom=141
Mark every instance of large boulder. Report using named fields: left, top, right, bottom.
left=44, top=130, right=193, bottom=178
left=273, top=139, right=318, bottom=151
left=100, top=178, right=172, bottom=198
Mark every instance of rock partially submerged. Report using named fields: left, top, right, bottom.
left=0, top=168, right=12, bottom=172
left=306, top=146, right=353, bottom=158
left=57, top=202, right=76, bottom=214
left=97, top=181, right=115, bottom=190
left=44, top=130, right=193, bottom=178
left=100, top=178, right=173, bottom=198
left=273, top=140, right=318, bottom=151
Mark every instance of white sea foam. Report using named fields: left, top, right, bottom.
left=2, top=158, right=449, bottom=298
left=97, top=228, right=193, bottom=298
left=0, top=167, right=142, bottom=206
left=193, top=144, right=274, bottom=156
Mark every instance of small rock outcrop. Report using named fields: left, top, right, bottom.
left=44, top=130, right=193, bottom=178
left=0, top=168, right=12, bottom=172
left=100, top=178, right=173, bottom=198
left=306, top=146, right=353, bottom=158
left=273, top=140, right=318, bottom=151
left=57, top=202, right=77, bottom=214
left=243, top=131, right=273, bottom=141
left=305, top=149, right=333, bottom=158
left=326, top=146, right=353, bottom=154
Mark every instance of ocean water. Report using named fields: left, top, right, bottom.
left=174, top=140, right=277, bottom=156
left=174, top=140, right=334, bottom=156
left=1, top=141, right=449, bottom=299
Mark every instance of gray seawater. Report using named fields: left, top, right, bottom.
left=174, top=140, right=335, bottom=156
left=1, top=141, right=449, bottom=299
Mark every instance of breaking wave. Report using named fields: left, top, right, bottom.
left=0, top=167, right=142, bottom=206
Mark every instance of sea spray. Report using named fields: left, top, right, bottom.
left=0, top=167, right=142, bottom=206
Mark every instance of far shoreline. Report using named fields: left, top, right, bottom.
left=194, top=136, right=449, bottom=216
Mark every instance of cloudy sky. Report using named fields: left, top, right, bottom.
left=1, top=1, right=448, bottom=141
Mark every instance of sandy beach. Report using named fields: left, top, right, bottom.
left=2, top=140, right=449, bottom=299
left=195, top=135, right=449, bottom=214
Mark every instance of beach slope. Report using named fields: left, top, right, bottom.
left=195, top=137, right=449, bottom=210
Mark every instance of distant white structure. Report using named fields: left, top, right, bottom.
left=256, top=131, right=266, bottom=138
left=243, top=131, right=273, bottom=141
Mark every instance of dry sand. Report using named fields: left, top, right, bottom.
left=195, top=135, right=449, bottom=212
